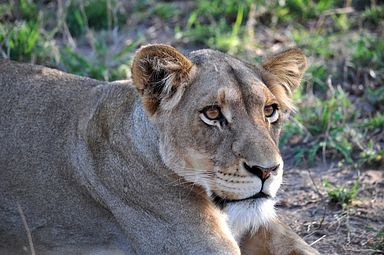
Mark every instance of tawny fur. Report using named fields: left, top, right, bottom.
left=0, top=44, right=318, bottom=255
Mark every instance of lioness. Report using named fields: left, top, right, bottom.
left=0, top=44, right=319, bottom=255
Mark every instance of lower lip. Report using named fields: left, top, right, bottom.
left=212, top=192, right=270, bottom=207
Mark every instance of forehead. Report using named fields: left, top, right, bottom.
left=188, top=50, right=275, bottom=107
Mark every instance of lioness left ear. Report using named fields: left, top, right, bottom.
left=261, top=48, right=307, bottom=109
left=131, top=44, right=195, bottom=116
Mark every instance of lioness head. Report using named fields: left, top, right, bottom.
left=132, top=44, right=306, bottom=236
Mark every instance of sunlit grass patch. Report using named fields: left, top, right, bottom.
left=176, top=0, right=248, bottom=54
left=323, top=178, right=359, bottom=209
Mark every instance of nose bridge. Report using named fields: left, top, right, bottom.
left=233, top=123, right=281, bottom=167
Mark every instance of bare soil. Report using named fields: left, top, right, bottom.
left=277, top=164, right=384, bottom=254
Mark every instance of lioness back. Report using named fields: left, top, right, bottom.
left=0, top=60, right=135, bottom=253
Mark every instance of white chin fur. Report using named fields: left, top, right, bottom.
left=222, top=198, right=276, bottom=242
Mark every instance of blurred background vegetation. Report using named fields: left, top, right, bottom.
left=1, top=0, right=382, bottom=169
left=1, top=0, right=383, bottom=252
left=0, top=1, right=382, bottom=166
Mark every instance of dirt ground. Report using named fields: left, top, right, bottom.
left=277, top=163, right=384, bottom=254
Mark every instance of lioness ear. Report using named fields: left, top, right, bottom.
left=131, top=44, right=195, bottom=115
left=262, top=48, right=307, bottom=110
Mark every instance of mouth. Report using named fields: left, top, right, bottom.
left=211, top=192, right=270, bottom=209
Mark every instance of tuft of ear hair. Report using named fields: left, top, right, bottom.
left=131, top=44, right=195, bottom=115
left=262, top=48, right=307, bottom=110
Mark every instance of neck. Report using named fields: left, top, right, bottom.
left=128, top=99, right=162, bottom=163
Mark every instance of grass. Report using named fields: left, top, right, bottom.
left=0, top=0, right=51, bottom=63
left=66, top=0, right=125, bottom=36
left=281, top=82, right=383, bottom=167
left=0, top=0, right=383, bottom=167
left=373, top=229, right=384, bottom=251
left=323, top=179, right=359, bottom=209
left=176, top=0, right=263, bottom=53
left=59, top=37, right=139, bottom=81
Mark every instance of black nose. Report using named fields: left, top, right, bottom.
left=243, top=162, right=279, bottom=181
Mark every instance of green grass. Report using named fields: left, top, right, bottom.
left=350, top=34, right=384, bottom=71
left=292, top=28, right=346, bottom=60
left=0, top=1, right=52, bottom=63
left=1, top=21, right=41, bottom=61
left=323, top=179, right=359, bottom=209
left=373, top=229, right=384, bottom=251
left=362, top=4, right=384, bottom=26
left=281, top=83, right=383, bottom=167
left=281, top=88, right=354, bottom=164
left=66, top=0, right=125, bottom=36
left=0, top=0, right=383, bottom=167
left=177, top=0, right=248, bottom=53
left=153, top=2, right=181, bottom=20
left=60, top=38, right=139, bottom=81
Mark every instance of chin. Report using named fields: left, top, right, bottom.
left=222, top=198, right=276, bottom=242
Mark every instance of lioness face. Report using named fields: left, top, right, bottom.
left=132, top=45, right=306, bottom=218
left=175, top=51, right=285, bottom=203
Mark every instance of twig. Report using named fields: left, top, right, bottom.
left=306, top=169, right=322, bottom=198
left=106, top=0, right=112, bottom=32
left=315, top=7, right=355, bottom=29
left=322, top=76, right=335, bottom=165
left=60, top=0, right=76, bottom=48
left=322, top=7, right=355, bottom=16
left=310, top=234, right=326, bottom=246
left=17, top=202, right=36, bottom=255
left=306, top=168, right=327, bottom=228
left=246, top=3, right=256, bottom=43
left=343, top=248, right=383, bottom=253
left=79, top=1, right=94, bottom=51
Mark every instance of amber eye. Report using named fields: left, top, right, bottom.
left=203, top=105, right=222, bottom=120
left=199, top=105, right=227, bottom=127
left=264, top=104, right=279, bottom=123
left=264, top=105, right=275, bottom=117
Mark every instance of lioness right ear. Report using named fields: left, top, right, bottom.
left=131, top=44, right=195, bottom=116
left=262, top=48, right=307, bottom=110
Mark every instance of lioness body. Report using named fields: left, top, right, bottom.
left=0, top=45, right=319, bottom=254
left=0, top=61, right=232, bottom=254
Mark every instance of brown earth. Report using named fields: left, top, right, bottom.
left=278, top=164, right=384, bottom=254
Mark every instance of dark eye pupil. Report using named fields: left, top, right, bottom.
left=203, top=106, right=222, bottom=120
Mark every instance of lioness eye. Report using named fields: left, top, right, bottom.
left=199, top=105, right=226, bottom=128
left=204, top=106, right=221, bottom=120
left=264, top=104, right=279, bottom=123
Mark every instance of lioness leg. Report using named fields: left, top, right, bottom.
left=240, top=220, right=320, bottom=255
